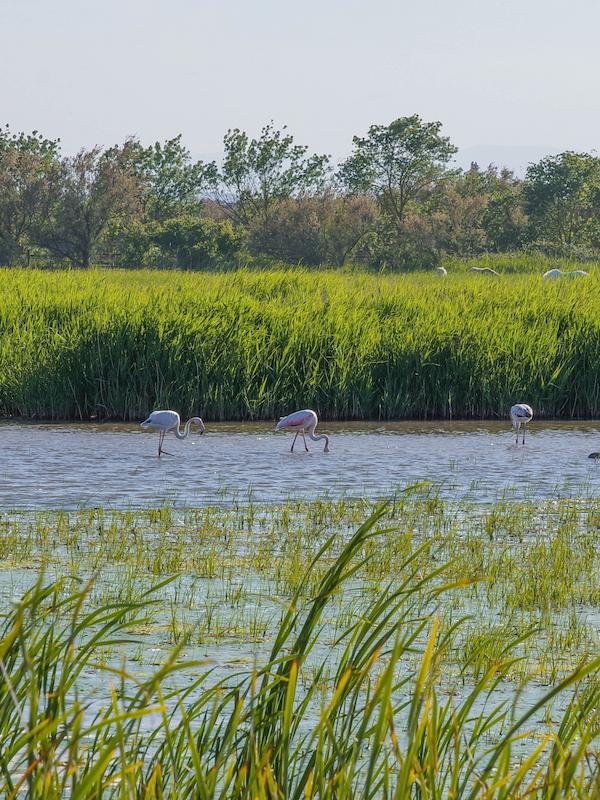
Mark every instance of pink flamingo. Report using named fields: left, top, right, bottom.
left=510, top=403, right=533, bottom=445
left=141, top=410, right=205, bottom=456
left=276, top=409, right=330, bottom=453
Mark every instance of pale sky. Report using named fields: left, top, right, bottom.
left=1, top=0, right=599, bottom=171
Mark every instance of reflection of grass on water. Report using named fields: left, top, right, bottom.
left=0, top=491, right=598, bottom=795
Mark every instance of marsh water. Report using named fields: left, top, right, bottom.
left=1, top=418, right=600, bottom=508
left=1, top=419, right=599, bottom=759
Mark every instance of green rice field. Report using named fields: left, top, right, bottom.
left=1, top=264, right=600, bottom=421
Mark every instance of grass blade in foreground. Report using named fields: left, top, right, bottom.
left=0, top=506, right=597, bottom=797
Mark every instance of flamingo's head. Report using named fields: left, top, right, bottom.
left=191, top=416, right=205, bottom=434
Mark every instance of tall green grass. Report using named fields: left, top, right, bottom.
left=0, top=506, right=598, bottom=798
left=442, top=252, right=600, bottom=274
left=1, top=265, right=600, bottom=420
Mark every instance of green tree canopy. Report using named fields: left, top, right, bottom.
left=213, top=123, right=330, bottom=225
left=128, top=135, right=216, bottom=221
left=524, top=151, right=600, bottom=247
left=38, top=145, right=141, bottom=268
left=338, top=115, right=457, bottom=232
left=122, top=215, right=244, bottom=270
left=0, top=126, right=60, bottom=263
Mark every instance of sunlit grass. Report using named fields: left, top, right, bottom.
left=0, top=501, right=598, bottom=797
left=1, top=264, right=600, bottom=420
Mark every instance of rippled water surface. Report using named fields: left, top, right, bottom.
left=2, top=419, right=600, bottom=508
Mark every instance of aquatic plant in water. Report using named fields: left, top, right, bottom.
left=0, top=503, right=597, bottom=797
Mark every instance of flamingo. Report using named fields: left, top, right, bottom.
left=510, top=403, right=533, bottom=445
left=276, top=409, right=330, bottom=453
left=140, top=410, right=205, bottom=456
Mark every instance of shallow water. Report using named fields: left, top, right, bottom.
left=1, top=419, right=600, bottom=508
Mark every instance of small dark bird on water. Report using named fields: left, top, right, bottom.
left=588, top=452, right=600, bottom=459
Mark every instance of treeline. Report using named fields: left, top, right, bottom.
left=1, top=117, right=600, bottom=270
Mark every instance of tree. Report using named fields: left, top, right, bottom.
left=420, top=164, right=527, bottom=256
left=149, top=216, right=244, bottom=269
left=119, top=216, right=244, bottom=270
left=0, top=126, right=59, bottom=263
left=482, top=193, right=528, bottom=251
left=246, top=193, right=378, bottom=267
left=128, top=135, right=216, bottom=221
left=212, top=123, right=330, bottom=225
left=338, top=115, right=457, bottom=234
left=524, top=152, right=600, bottom=248
left=0, top=124, right=58, bottom=160
left=320, top=194, right=379, bottom=265
left=38, top=145, right=141, bottom=268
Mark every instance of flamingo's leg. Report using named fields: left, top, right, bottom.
left=290, top=432, right=299, bottom=452
left=158, top=430, right=176, bottom=456
left=302, top=430, right=308, bottom=451
left=160, top=432, right=175, bottom=456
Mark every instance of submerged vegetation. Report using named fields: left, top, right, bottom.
left=1, top=266, right=600, bottom=421
left=0, top=496, right=598, bottom=797
left=1, top=489, right=598, bottom=682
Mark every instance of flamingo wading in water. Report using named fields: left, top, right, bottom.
left=141, top=410, right=205, bottom=456
left=510, top=403, right=533, bottom=445
left=276, top=409, right=330, bottom=453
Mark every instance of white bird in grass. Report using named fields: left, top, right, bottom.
left=510, top=403, right=533, bottom=445
left=276, top=409, right=330, bottom=453
left=141, top=410, right=205, bottom=456
left=543, top=268, right=589, bottom=280
left=542, top=268, right=564, bottom=280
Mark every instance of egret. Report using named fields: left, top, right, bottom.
left=276, top=409, right=330, bottom=453
left=141, top=410, right=205, bottom=456
left=510, top=403, right=533, bottom=445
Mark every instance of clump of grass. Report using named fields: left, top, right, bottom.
left=0, top=505, right=598, bottom=797
left=1, top=265, right=600, bottom=420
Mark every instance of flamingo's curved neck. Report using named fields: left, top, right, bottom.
left=174, top=419, right=192, bottom=440
left=308, top=425, right=330, bottom=452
